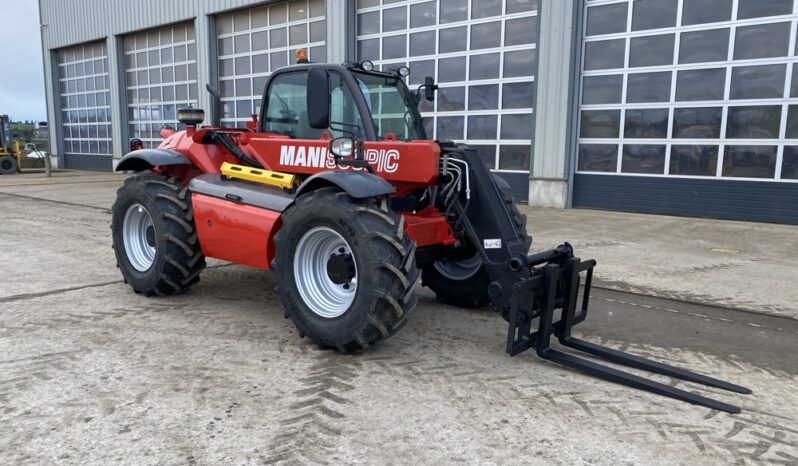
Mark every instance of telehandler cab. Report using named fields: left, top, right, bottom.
left=112, top=55, right=751, bottom=413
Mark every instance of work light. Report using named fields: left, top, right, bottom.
left=176, top=108, right=205, bottom=126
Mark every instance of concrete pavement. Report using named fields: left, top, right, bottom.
left=0, top=170, right=123, bottom=210
left=525, top=205, right=798, bottom=320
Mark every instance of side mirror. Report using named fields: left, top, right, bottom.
left=424, top=76, right=438, bottom=102
left=307, top=68, right=330, bottom=129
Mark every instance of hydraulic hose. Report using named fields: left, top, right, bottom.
left=213, top=132, right=263, bottom=169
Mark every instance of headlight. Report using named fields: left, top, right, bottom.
left=361, top=60, right=374, bottom=72
left=331, top=137, right=354, bottom=158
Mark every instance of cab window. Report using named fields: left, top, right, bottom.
left=354, top=71, right=424, bottom=141
left=329, top=72, right=365, bottom=138
left=263, top=71, right=318, bottom=139
left=263, top=70, right=365, bottom=139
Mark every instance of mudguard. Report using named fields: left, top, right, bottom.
left=295, top=170, right=396, bottom=199
left=115, top=149, right=192, bottom=172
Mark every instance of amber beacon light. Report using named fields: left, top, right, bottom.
left=295, top=48, right=309, bottom=64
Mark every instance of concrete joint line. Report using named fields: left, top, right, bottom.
left=0, top=281, right=120, bottom=304
left=0, top=190, right=112, bottom=213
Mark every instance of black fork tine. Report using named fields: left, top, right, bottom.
left=559, top=336, right=752, bottom=394
left=538, top=347, right=742, bottom=414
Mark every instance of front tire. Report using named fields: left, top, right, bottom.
left=111, top=174, right=206, bottom=296
left=0, top=155, right=17, bottom=174
left=273, top=187, right=419, bottom=352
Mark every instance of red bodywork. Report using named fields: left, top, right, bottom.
left=242, top=135, right=441, bottom=197
left=156, top=126, right=453, bottom=270
left=192, top=194, right=281, bottom=269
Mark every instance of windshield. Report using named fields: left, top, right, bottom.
left=353, top=71, right=426, bottom=141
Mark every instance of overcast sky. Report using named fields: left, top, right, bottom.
left=0, top=0, right=46, bottom=122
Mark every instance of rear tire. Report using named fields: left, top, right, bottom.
left=422, top=175, right=530, bottom=308
left=273, top=187, right=419, bottom=352
left=111, top=174, right=206, bottom=296
left=0, top=155, right=17, bottom=174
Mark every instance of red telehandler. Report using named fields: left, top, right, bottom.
left=112, top=55, right=750, bottom=413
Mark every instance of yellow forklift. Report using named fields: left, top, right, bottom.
left=0, top=114, right=21, bottom=174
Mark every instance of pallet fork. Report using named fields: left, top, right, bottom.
left=447, top=147, right=751, bottom=413
left=506, top=245, right=752, bottom=414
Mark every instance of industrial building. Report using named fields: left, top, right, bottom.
left=39, top=0, right=798, bottom=223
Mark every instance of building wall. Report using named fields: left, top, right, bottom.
left=532, top=0, right=579, bottom=207
left=39, top=0, right=267, bottom=50
left=42, top=0, right=794, bottom=221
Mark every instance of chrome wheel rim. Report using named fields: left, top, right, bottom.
left=433, top=252, right=483, bottom=280
left=123, top=203, right=157, bottom=272
left=293, top=227, right=357, bottom=318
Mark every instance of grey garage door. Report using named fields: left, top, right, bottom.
left=574, top=0, right=798, bottom=224
left=56, top=41, right=113, bottom=170
left=123, top=22, right=199, bottom=149
left=216, top=0, right=326, bottom=127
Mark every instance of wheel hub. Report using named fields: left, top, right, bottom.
left=145, top=225, right=156, bottom=247
left=122, top=203, right=157, bottom=272
left=293, top=227, right=358, bottom=318
left=327, top=251, right=356, bottom=285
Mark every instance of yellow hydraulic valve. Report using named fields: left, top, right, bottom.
left=221, top=162, right=299, bottom=190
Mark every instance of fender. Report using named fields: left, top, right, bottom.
left=115, top=148, right=192, bottom=172
left=295, top=170, right=396, bottom=199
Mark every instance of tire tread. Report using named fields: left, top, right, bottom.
left=274, top=188, right=419, bottom=352
left=112, top=174, right=206, bottom=296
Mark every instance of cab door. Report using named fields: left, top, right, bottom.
left=251, top=69, right=367, bottom=172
